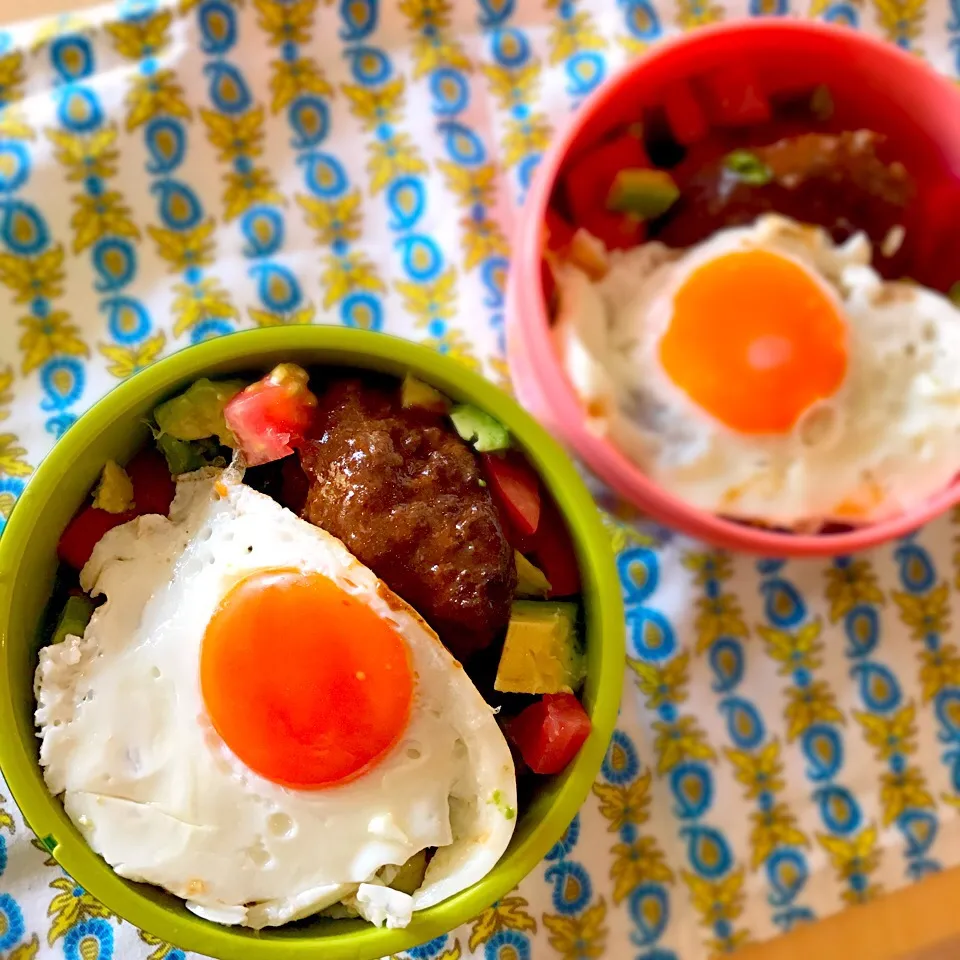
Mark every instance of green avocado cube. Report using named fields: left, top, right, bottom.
left=153, top=378, right=246, bottom=446
left=450, top=404, right=510, bottom=453
left=387, top=850, right=428, bottom=895
left=495, top=600, right=584, bottom=695
left=606, top=168, right=680, bottom=220
left=51, top=595, right=94, bottom=646
left=401, top=374, right=450, bottom=413
left=92, top=460, right=134, bottom=514
left=515, top=551, right=551, bottom=598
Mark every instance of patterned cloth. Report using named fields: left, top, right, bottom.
left=0, top=0, right=959, bottom=958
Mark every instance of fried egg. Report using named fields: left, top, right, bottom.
left=554, top=214, right=960, bottom=528
left=35, top=470, right=516, bottom=929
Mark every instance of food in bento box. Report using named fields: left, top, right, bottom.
left=35, top=364, right=592, bottom=931
left=544, top=74, right=960, bottom=532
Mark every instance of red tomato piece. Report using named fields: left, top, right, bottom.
left=544, top=208, right=576, bottom=252
left=662, top=81, right=709, bottom=146
left=700, top=65, right=771, bottom=127
left=58, top=506, right=133, bottom=570
left=530, top=496, right=581, bottom=597
left=507, top=693, right=592, bottom=775
left=125, top=448, right=175, bottom=516
left=225, top=364, right=319, bottom=467
left=576, top=209, right=645, bottom=251
left=563, top=133, right=649, bottom=225
left=483, top=452, right=541, bottom=537
left=540, top=258, right=557, bottom=313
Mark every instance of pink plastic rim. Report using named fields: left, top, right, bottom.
left=507, top=20, right=960, bottom=557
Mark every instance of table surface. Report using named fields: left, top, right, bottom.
left=4, top=0, right=959, bottom=957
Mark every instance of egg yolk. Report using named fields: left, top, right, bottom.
left=201, top=568, right=414, bottom=790
left=659, top=249, right=848, bottom=433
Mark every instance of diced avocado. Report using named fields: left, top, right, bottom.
left=401, top=374, right=450, bottom=414
left=450, top=404, right=510, bottom=453
left=810, top=84, right=834, bottom=121
left=51, top=595, right=94, bottom=645
left=949, top=281, right=960, bottom=307
left=515, top=551, right=551, bottom=598
left=606, top=168, right=680, bottom=220
left=494, top=600, right=585, bottom=696
left=724, top=149, right=773, bottom=186
left=153, top=378, right=246, bottom=446
left=92, top=460, right=134, bottom=514
left=386, top=850, right=428, bottom=895
left=156, top=434, right=224, bottom=475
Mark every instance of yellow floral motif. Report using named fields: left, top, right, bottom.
left=202, top=107, right=266, bottom=162
left=297, top=191, right=362, bottom=245
left=171, top=279, right=238, bottom=337
left=919, top=644, right=960, bottom=703
left=725, top=740, right=785, bottom=801
left=99, top=333, right=166, bottom=379
left=223, top=166, right=284, bottom=221
left=482, top=63, right=542, bottom=110
left=46, top=127, right=119, bottom=182
left=6, top=935, right=40, bottom=960
left=488, top=354, right=513, bottom=396
left=682, top=868, right=746, bottom=925
left=270, top=57, right=332, bottom=113
left=125, top=69, right=192, bottom=132
left=461, top=215, right=508, bottom=271
left=18, top=311, right=88, bottom=375
left=593, top=771, right=652, bottom=832
left=368, top=133, right=428, bottom=194
left=30, top=14, right=92, bottom=52
left=749, top=802, right=809, bottom=869
left=758, top=620, right=823, bottom=676
left=320, top=252, right=385, bottom=308
left=438, top=161, right=500, bottom=209
left=47, top=875, right=114, bottom=945
left=70, top=190, right=140, bottom=254
left=694, top=592, right=747, bottom=654
left=434, top=941, right=462, bottom=960
left=604, top=515, right=658, bottom=554
left=395, top=268, right=458, bottom=325
left=426, top=329, right=480, bottom=370
left=0, top=105, right=35, bottom=140
left=148, top=221, right=217, bottom=273
left=652, top=713, right=716, bottom=775
left=856, top=703, right=917, bottom=762
left=255, top=0, right=318, bottom=46
left=611, top=836, right=674, bottom=904
left=400, top=0, right=471, bottom=76
left=676, top=0, right=725, bottom=27
left=619, top=35, right=651, bottom=56
left=824, top=559, right=884, bottom=622
left=106, top=10, right=172, bottom=59
left=0, top=366, right=12, bottom=417
left=819, top=824, right=883, bottom=904
left=682, top=551, right=733, bottom=587
left=548, top=11, right=605, bottom=65
left=893, top=582, right=951, bottom=640
left=0, top=793, right=15, bottom=832
left=467, top=895, right=536, bottom=951
left=342, top=77, right=406, bottom=131
left=0, top=434, right=31, bottom=478
left=628, top=651, right=689, bottom=709
left=543, top=900, right=608, bottom=960
left=0, top=51, right=24, bottom=105
left=0, top=246, right=65, bottom=303
left=139, top=931, right=180, bottom=960
left=502, top=114, right=553, bottom=169
left=784, top=680, right=844, bottom=742
left=30, top=835, right=58, bottom=868
left=872, top=0, right=925, bottom=48
left=249, top=304, right=316, bottom=327
left=880, top=765, right=934, bottom=826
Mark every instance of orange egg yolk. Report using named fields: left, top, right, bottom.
left=201, top=568, right=414, bottom=790
left=658, top=249, right=848, bottom=434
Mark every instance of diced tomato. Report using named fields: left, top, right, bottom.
left=507, top=693, right=592, bottom=775
left=282, top=455, right=310, bottom=514
left=224, top=364, right=319, bottom=467
left=124, top=448, right=175, bottom=516
left=544, top=208, right=576, bottom=252
left=483, top=452, right=541, bottom=536
left=700, top=65, right=771, bottom=127
left=58, top=506, right=134, bottom=570
left=662, top=81, right=709, bottom=146
left=563, top=133, right=649, bottom=226
left=576, top=209, right=645, bottom=251
left=530, top=496, right=580, bottom=597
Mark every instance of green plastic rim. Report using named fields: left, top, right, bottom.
left=0, top=328, right=625, bottom=960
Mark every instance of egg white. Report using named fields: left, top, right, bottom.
left=554, top=214, right=960, bottom=528
left=35, top=469, right=517, bottom=928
